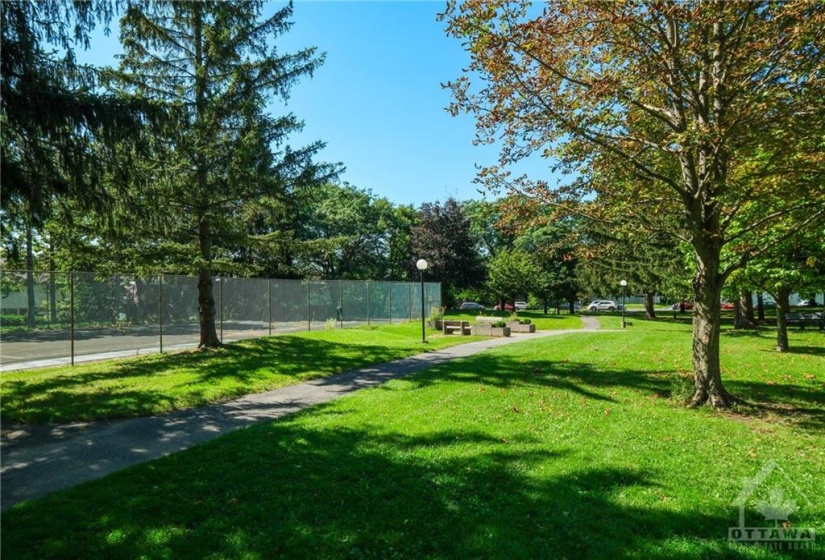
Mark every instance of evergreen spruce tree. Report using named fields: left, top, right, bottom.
left=112, top=1, right=335, bottom=347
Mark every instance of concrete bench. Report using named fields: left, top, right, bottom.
left=443, top=320, right=471, bottom=335
left=475, top=316, right=500, bottom=324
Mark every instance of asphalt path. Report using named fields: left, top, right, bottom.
left=1, top=317, right=609, bottom=509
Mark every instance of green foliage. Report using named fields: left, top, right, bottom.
left=411, top=198, right=484, bottom=304
left=485, top=248, right=540, bottom=304
left=428, top=306, right=446, bottom=322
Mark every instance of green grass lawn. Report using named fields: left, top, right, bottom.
left=1, top=313, right=581, bottom=425
left=3, top=317, right=823, bottom=558
left=1, top=322, right=487, bottom=425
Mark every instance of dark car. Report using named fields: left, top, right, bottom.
left=459, top=301, right=485, bottom=311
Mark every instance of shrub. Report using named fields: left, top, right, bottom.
left=492, top=321, right=507, bottom=328
left=1, top=314, right=26, bottom=326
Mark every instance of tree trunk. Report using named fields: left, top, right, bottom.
left=192, top=7, right=220, bottom=349
left=568, top=299, right=575, bottom=314
left=744, top=290, right=755, bottom=325
left=756, top=293, right=765, bottom=322
left=197, top=219, right=221, bottom=348
left=688, top=243, right=736, bottom=409
left=734, top=289, right=756, bottom=329
left=25, top=222, right=36, bottom=328
left=644, top=291, right=656, bottom=319
left=775, top=288, right=791, bottom=352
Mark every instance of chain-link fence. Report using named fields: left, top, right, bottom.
left=0, top=272, right=441, bottom=370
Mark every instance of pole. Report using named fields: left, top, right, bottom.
left=268, top=279, right=272, bottom=336
left=159, top=274, right=164, bottom=353
left=367, top=281, right=371, bottom=326
left=219, top=277, right=224, bottom=342
left=622, top=287, right=627, bottom=329
left=419, top=275, right=425, bottom=342
left=70, top=271, right=75, bottom=365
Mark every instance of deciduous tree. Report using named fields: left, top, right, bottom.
left=443, top=0, right=825, bottom=408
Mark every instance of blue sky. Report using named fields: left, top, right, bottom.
left=78, top=1, right=555, bottom=207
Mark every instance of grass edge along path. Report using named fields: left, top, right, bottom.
left=1, top=315, right=583, bottom=426
left=1, top=327, right=594, bottom=510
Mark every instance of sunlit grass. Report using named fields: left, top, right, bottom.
left=0, top=321, right=484, bottom=425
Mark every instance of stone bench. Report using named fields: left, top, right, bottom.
left=443, top=320, right=471, bottom=335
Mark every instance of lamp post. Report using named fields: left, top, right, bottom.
left=620, top=279, right=628, bottom=329
left=416, top=259, right=428, bottom=343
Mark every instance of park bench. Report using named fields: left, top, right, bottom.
left=786, top=312, right=824, bottom=331
left=442, top=320, right=471, bottom=335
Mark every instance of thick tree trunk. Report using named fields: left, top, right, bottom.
left=688, top=241, right=737, bottom=409
left=744, top=290, right=755, bottom=325
left=568, top=299, right=575, bottom=315
left=734, top=289, right=756, bottom=329
left=756, top=293, right=765, bottom=322
left=197, top=220, right=221, bottom=348
left=644, top=291, right=656, bottom=319
left=775, top=288, right=791, bottom=352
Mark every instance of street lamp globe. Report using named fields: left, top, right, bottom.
left=620, top=279, right=628, bottom=287
left=416, top=259, right=428, bottom=271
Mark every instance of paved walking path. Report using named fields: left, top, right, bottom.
left=1, top=317, right=604, bottom=509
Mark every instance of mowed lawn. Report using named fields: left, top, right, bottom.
left=0, top=313, right=580, bottom=425
left=2, top=317, right=824, bottom=558
left=1, top=322, right=486, bottom=425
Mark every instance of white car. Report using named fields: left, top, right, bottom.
left=514, top=301, right=528, bottom=311
left=588, top=300, right=619, bottom=311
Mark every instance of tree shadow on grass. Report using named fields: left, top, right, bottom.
left=3, top=422, right=804, bottom=559
left=403, top=352, right=825, bottom=433
left=0, top=336, right=419, bottom=424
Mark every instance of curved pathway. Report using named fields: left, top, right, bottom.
left=1, top=317, right=607, bottom=509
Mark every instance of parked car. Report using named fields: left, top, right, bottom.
left=588, top=300, right=619, bottom=311
left=514, top=301, right=528, bottom=311
left=799, top=299, right=819, bottom=307
left=459, top=301, right=485, bottom=310
left=670, top=301, right=695, bottom=311
left=720, top=301, right=734, bottom=310
left=494, top=302, right=515, bottom=311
